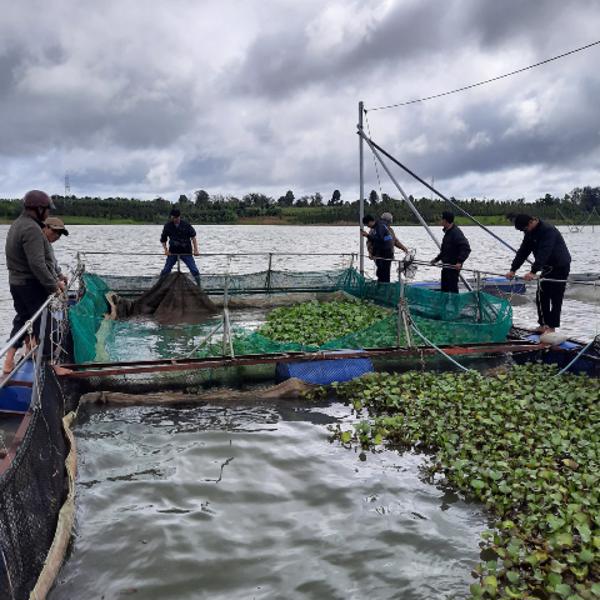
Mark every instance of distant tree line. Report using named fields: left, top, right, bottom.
left=0, top=186, right=598, bottom=225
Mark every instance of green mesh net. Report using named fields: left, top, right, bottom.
left=69, top=268, right=512, bottom=364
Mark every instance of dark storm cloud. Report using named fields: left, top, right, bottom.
left=231, top=2, right=450, bottom=98
left=177, top=156, right=233, bottom=187
left=0, top=0, right=599, bottom=199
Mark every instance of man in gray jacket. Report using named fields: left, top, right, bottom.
left=3, top=190, right=64, bottom=373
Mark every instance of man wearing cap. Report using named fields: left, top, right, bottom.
left=505, top=214, right=571, bottom=333
left=4, top=190, right=64, bottom=373
left=430, top=211, right=471, bottom=293
left=160, top=207, right=201, bottom=285
left=43, top=217, right=69, bottom=283
left=361, top=212, right=408, bottom=283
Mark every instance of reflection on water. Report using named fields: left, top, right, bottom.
left=50, top=401, right=487, bottom=600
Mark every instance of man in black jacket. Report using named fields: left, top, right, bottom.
left=160, top=208, right=201, bottom=285
left=430, top=211, right=471, bottom=293
left=505, top=214, right=571, bottom=333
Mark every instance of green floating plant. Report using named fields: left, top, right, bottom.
left=308, top=364, right=600, bottom=600
left=259, top=299, right=389, bottom=346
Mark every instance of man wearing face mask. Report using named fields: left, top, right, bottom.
left=4, top=190, right=64, bottom=373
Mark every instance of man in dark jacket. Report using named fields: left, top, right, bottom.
left=505, top=214, right=571, bottom=332
left=4, top=190, right=63, bottom=373
left=430, top=211, right=471, bottom=293
left=160, top=208, right=201, bottom=285
left=362, top=212, right=407, bottom=283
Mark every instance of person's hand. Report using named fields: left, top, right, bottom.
left=523, top=272, right=537, bottom=281
left=164, top=248, right=170, bottom=256
left=455, top=263, right=462, bottom=270
left=505, top=271, right=515, bottom=279
left=56, top=280, right=66, bottom=294
left=430, top=259, right=438, bottom=266
left=60, top=274, right=68, bottom=284
left=368, top=254, right=374, bottom=261
left=361, top=230, right=369, bottom=238
left=193, top=250, right=200, bottom=256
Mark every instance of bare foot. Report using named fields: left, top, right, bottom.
left=3, top=348, right=17, bottom=374
left=53, top=365, right=74, bottom=376
left=2, top=361, right=15, bottom=375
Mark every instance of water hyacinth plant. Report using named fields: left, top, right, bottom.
left=259, top=299, right=389, bottom=346
left=310, top=364, right=600, bottom=599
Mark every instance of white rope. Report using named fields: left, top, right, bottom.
left=409, top=322, right=472, bottom=372
left=556, top=335, right=598, bottom=376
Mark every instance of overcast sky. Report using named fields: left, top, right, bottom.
left=1, top=0, right=599, bottom=202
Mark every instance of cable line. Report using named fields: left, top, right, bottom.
left=367, top=39, right=600, bottom=112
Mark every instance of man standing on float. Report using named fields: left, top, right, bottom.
left=430, top=211, right=471, bottom=293
left=160, top=207, right=201, bottom=286
left=505, top=213, right=571, bottom=333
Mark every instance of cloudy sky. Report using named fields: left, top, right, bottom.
left=1, top=0, right=599, bottom=202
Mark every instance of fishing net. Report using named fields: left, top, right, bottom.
left=69, top=267, right=512, bottom=366
left=0, top=365, right=67, bottom=599
left=106, top=272, right=217, bottom=323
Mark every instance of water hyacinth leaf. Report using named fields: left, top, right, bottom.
left=506, top=570, right=520, bottom=584
left=340, top=431, right=352, bottom=444
left=316, top=364, right=600, bottom=598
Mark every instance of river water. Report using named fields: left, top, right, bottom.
left=0, top=224, right=598, bottom=598
left=1, top=223, right=597, bottom=340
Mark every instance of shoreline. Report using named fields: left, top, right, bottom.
left=0, top=217, right=591, bottom=226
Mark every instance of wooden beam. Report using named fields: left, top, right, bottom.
left=57, top=342, right=548, bottom=379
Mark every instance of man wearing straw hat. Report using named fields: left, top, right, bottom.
left=43, top=216, right=69, bottom=283
left=362, top=212, right=408, bottom=283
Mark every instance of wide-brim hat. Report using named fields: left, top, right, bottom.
left=44, top=216, right=69, bottom=236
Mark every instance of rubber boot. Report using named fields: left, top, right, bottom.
left=194, top=275, right=202, bottom=287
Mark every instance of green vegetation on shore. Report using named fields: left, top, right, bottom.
left=309, top=365, right=600, bottom=599
left=1, top=186, right=598, bottom=226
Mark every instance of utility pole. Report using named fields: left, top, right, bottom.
left=358, top=101, right=365, bottom=275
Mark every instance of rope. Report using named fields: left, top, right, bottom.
left=409, top=322, right=472, bottom=372
left=364, top=112, right=384, bottom=202
left=360, top=135, right=529, bottom=263
left=367, top=40, right=600, bottom=111
left=556, top=335, right=598, bottom=376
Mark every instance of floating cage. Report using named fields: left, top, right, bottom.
left=67, top=266, right=513, bottom=390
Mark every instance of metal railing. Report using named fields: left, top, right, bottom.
left=0, top=271, right=81, bottom=389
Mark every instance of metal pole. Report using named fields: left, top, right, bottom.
left=475, top=270, right=481, bottom=323
left=266, top=253, right=273, bottom=292
left=359, top=130, right=472, bottom=291
left=358, top=101, right=365, bottom=275
left=362, top=134, right=528, bottom=262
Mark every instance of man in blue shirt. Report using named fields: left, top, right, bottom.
left=160, top=208, right=201, bottom=285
